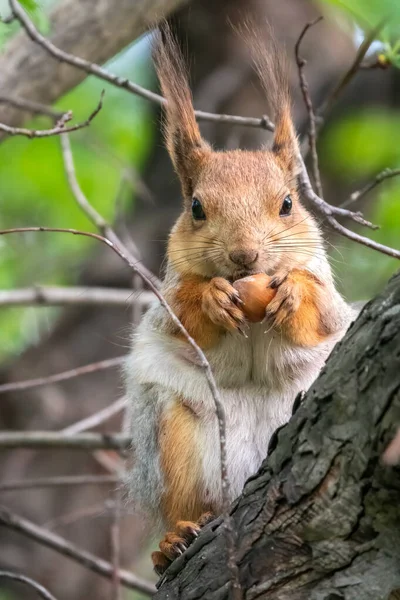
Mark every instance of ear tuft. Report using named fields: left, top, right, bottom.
left=153, top=23, right=209, bottom=198
left=240, top=22, right=299, bottom=176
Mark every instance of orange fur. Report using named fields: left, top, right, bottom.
left=153, top=25, right=210, bottom=199
left=167, top=275, right=245, bottom=349
left=158, top=397, right=211, bottom=528
left=266, top=269, right=331, bottom=347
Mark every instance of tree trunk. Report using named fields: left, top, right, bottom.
left=155, top=270, right=400, bottom=600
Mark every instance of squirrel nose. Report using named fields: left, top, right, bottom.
left=229, top=249, right=259, bottom=267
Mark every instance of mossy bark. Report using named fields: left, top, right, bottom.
left=155, top=271, right=400, bottom=600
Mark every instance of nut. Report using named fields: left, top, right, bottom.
left=233, top=273, right=276, bottom=323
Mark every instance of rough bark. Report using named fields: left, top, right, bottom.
left=0, top=0, right=189, bottom=130
left=155, top=270, right=400, bottom=600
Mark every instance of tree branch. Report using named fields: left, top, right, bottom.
left=298, top=163, right=400, bottom=259
left=295, top=18, right=324, bottom=198
left=0, top=571, right=57, bottom=600
left=61, top=398, right=126, bottom=435
left=0, top=285, right=155, bottom=308
left=8, top=0, right=273, bottom=133
left=0, top=475, right=118, bottom=493
left=0, top=95, right=63, bottom=118
left=0, top=506, right=155, bottom=596
left=0, top=355, right=124, bottom=395
left=0, top=432, right=130, bottom=450
left=0, top=92, right=103, bottom=138
left=340, top=167, right=400, bottom=208
left=0, top=0, right=191, bottom=132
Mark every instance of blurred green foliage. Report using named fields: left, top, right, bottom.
left=321, top=0, right=400, bottom=66
left=0, top=33, right=155, bottom=358
left=320, top=108, right=400, bottom=300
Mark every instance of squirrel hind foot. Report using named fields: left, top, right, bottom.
left=152, top=512, right=215, bottom=576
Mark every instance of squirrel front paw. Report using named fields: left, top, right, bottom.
left=264, top=270, right=301, bottom=326
left=202, top=277, right=246, bottom=332
left=264, top=269, right=327, bottom=346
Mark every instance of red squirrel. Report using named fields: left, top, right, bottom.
left=125, top=25, right=356, bottom=575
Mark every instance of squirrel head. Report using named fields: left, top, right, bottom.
left=154, top=25, right=323, bottom=281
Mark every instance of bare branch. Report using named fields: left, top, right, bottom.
left=1, top=0, right=191, bottom=133
left=0, top=285, right=155, bottom=308
left=298, top=163, right=400, bottom=259
left=0, top=92, right=103, bottom=138
left=110, top=490, right=122, bottom=600
left=61, top=398, right=126, bottom=435
left=295, top=18, right=324, bottom=198
left=9, top=0, right=273, bottom=132
left=0, top=356, right=124, bottom=395
left=0, top=475, right=119, bottom=493
left=0, top=571, right=57, bottom=600
left=0, top=505, right=155, bottom=596
left=59, top=132, right=160, bottom=286
left=0, top=95, right=63, bottom=118
left=0, top=432, right=130, bottom=450
left=340, top=167, right=400, bottom=208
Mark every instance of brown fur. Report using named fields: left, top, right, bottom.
left=158, top=397, right=211, bottom=527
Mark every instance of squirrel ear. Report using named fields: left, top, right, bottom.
left=153, top=23, right=210, bottom=198
left=272, top=102, right=300, bottom=177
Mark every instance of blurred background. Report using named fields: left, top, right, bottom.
left=0, top=0, right=399, bottom=597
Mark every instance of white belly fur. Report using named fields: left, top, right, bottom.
left=126, top=308, right=343, bottom=510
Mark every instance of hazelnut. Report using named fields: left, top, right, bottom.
left=233, top=273, right=276, bottom=323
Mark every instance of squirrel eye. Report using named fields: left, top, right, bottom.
left=192, top=198, right=206, bottom=221
left=280, top=195, right=292, bottom=217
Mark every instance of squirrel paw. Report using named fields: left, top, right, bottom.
left=202, top=278, right=246, bottom=332
left=152, top=512, right=214, bottom=576
left=264, top=270, right=302, bottom=326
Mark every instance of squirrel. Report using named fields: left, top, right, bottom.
left=124, top=24, right=356, bottom=576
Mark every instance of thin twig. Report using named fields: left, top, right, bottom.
left=298, top=163, right=400, bottom=259
left=0, top=475, right=118, bottom=492
left=60, top=132, right=159, bottom=286
left=0, top=571, right=57, bottom=600
left=0, top=95, right=63, bottom=118
left=61, top=397, right=126, bottom=435
left=295, top=18, right=324, bottom=198
left=110, top=490, right=122, bottom=600
left=0, top=505, right=155, bottom=596
left=0, top=92, right=103, bottom=138
left=0, top=285, right=155, bottom=307
left=0, top=355, right=124, bottom=395
left=340, top=168, right=400, bottom=208
left=0, top=432, right=130, bottom=450
left=319, top=21, right=385, bottom=118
